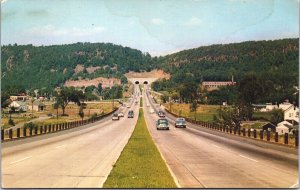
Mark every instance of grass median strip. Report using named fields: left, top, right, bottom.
left=103, top=109, right=177, bottom=188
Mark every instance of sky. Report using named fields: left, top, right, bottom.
left=1, top=0, right=299, bottom=56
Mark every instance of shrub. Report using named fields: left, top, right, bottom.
left=8, top=118, right=15, bottom=126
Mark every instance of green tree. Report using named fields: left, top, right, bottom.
left=270, top=109, right=284, bottom=125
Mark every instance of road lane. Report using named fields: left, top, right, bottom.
left=143, top=86, right=298, bottom=188
left=2, top=95, right=140, bottom=188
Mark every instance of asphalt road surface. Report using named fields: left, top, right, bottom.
left=143, top=85, right=298, bottom=188
left=2, top=90, right=140, bottom=188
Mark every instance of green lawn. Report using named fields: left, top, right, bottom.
left=103, top=109, right=177, bottom=188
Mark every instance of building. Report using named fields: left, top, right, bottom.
left=276, top=121, right=293, bottom=135
left=279, top=102, right=294, bottom=111
left=28, top=100, right=46, bottom=111
left=261, top=123, right=276, bottom=132
left=10, top=95, right=27, bottom=101
left=8, top=101, right=28, bottom=112
left=202, top=76, right=236, bottom=90
left=284, top=105, right=299, bottom=124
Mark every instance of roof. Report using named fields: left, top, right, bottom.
left=10, top=101, right=27, bottom=106
left=277, top=120, right=293, bottom=127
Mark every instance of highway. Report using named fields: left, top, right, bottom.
left=143, top=85, right=299, bottom=188
left=1, top=87, right=140, bottom=188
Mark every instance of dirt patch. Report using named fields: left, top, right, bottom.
left=86, top=66, right=101, bottom=74
left=125, top=69, right=170, bottom=79
left=74, top=64, right=84, bottom=74
left=64, top=77, right=121, bottom=88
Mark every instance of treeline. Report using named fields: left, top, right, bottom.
left=152, top=38, right=299, bottom=105
left=1, top=42, right=156, bottom=92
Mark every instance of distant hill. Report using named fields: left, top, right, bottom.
left=157, top=38, right=298, bottom=84
left=1, top=42, right=155, bottom=92
left=1, top=39, right=298, bottom=97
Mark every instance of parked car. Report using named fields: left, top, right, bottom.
left=118, top=111, right=124, bottom=117
left=112, top=113, right=119, bottom=120
left=135, top=101, right=138, bottom=105
left=158, top=110, right=165, bottom=117
left=149, top=108, right=155, bottom=114
left=156, top=119, right=169, bottom=130
left=175, top=118, right=187, bottom=128
left=128, top=110, right=134, bottom=118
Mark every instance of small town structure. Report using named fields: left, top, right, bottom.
left=28, top=100, right=46, bottom=111
left=284, top=105, right=299, bottom=124
left=9, top=95, right=27, bottom=101
left=276, top=121, right=293, bottom=135
left=8, top=101, right=28, bottom=112
left=202, top=76, right=236, bottom=90
left=261, top=123, right=276, bottom=132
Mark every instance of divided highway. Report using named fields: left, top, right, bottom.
left=1, top=86, right=140, bottom=188
left=143, top=85, right=299, bottom=188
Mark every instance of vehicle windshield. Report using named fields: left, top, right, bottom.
left=113, top=114, right=118, bottom=116
left=158, top=119, right=168, bottom=125
left=176, top=118, right=186, bottom=123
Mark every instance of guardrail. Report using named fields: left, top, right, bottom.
left=1, top=108, right=118, bottom=142
left=164, top=108, right=299, bottom=147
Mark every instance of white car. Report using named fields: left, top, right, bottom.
left=149, top=108, right=155, bottom=114
left=126, top=104, right=131, bottom=108
left=146, top=103, right=150, bottom=107
left=112, top=113, right=119, bottom=120
left=118, top=112, right=124, bottom=117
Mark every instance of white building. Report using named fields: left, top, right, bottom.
left=279, top=102, right=293, bottom=111
left=284, top=105, right=299, bottom=123
left=9, top=101, right=28, bottom=112
left=276, top=121, right=293, bottom=135
left=265, top=104, right=278, bottom=112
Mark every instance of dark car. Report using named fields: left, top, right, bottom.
left=158, top=110, right=165, bottom=117
left=112, top=113, right=119, bottom=120
left=128, top=110, right=134, bottom=118
left=175, top=118, right=186, bottom=128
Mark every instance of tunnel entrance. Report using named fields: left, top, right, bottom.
left=143, top=81, right=148, bottom=84
left=135, top=81, right=140, bottom=84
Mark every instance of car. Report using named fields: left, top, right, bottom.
left=175, top=118, right=187, bottom=128
left=158, top=110, right=165, bottom=117
left=118, top=111, right=124, bottom=117
left=146, top=103, right=150, bottom=107
left=135, top=101, right=138, bottom=105
left=126, top=104, right=131, bottom=108
left=149, top=108, right=155, bottom=114
left=128, top=110, right=134, bottom=118
left=156, top=119, right=169, bottom=130
left=112, top=113, right=119, bottom=120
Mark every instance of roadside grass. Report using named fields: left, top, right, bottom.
left=103, top=109, right=176, bottom=188
left=140, top=98, right=143, bottom=107
left=164, top=103, right=219, bottom=122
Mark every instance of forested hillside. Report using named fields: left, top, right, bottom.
left=1, top=38, right=299, bottom=104
left=1, top=42, right=155, bottom=93
left=152, top=38, right=299, bottom=104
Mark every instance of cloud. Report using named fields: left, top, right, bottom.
left=185, top=17, right=202, bottom=26
left=27, top=25, right=106, bottom=37
left=151, top=18, right=165, bottom=25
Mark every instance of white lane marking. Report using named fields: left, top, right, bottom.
left=10, top=156, right=32, bottom=164
left=239, top=154, right=258, bottom=163
left=290, top=182, right=299, bottom=188
left=55, top=145, right=66, bottom=149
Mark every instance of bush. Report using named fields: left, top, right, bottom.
left=24, top=122, right=37, bottom=130
left=8, top=118, right=15, bottom=126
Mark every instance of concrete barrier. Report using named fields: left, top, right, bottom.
left=284, top=133, right=288, bottom=144
left=1, top=129, right=4, bottom=141
left=23, top=127, right=27, bottom=137
left=9, top=129, right=13, bottom=139
left=275, top=132, right=278, bottom=142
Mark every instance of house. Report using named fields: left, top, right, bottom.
left=279, top=102, right=293, bottom=111
left=8, top=101, right=28, bottom=112
left=276, top=121, right=293, bottom=135
left=261, top=123, right=276, bottom=132
left=202, top=76, right=236, bottom=91
left=10, top=95, right=27, bottom=101
left=265, top=103, right=278, bottom=112
left=28, top=100, right=46, bottom=111
left=284, top=105, right=299, bottom=124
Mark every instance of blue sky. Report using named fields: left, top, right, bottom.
left=1, top=0, right=299, bottom=56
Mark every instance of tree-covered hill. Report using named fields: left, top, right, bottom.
left=1, top=42, right=155, bottom=92
left=158, top=38, right=298, bottom=83
left=152, top=39, right=299, bottom=103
